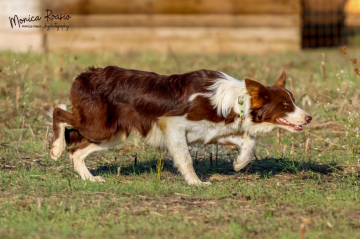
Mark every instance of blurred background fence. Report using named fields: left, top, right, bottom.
left=1, top=0, right=360, bottom=54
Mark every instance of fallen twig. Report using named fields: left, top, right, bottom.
left=116, top=166, right=121, bottom=181
left=27, top=124, right=36, bottom=140
left=19, top=118, right=25, bottom=142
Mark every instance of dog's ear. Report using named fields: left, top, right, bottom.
left=273, top=70, right=286, bottom=88
left=245, top=78, right=268, bottom=97
left=245, top=78, right=269, bottom=108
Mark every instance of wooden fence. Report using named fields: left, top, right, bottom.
left=4, top=0, right=358, bottom=54
left=1, top=0, right=302, bottom=54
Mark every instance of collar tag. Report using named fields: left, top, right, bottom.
left=238, top=97, right=246, bottom=122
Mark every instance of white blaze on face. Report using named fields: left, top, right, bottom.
left=283, top=90, right=311, bottom=125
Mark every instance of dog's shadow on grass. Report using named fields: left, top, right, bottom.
left=91, top=156, right=341, bottom=180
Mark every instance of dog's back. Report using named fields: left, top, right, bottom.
left=69, top=66, right=222, bottom=141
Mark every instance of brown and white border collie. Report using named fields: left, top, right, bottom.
left=50, top=67, right=312, bottom=185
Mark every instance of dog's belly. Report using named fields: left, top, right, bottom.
left=143, top=116, right=243, bottom=147
left=185, top=118, right=243, bottom=144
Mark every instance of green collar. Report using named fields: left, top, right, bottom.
left=238, top=97, right=246, bottom=121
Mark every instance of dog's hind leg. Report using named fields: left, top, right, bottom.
left=51, top=107, right=73, bottom=160
left=69, top=131, right=127, bottom=182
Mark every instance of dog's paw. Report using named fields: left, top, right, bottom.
left=50, top=148, right=63, bottom=160
left=233, top=161, right=248, bottom=172
left=199, top=182, right=212, bottom=186
left=89, top=176, right=106, bottom=182
left=50, top=139, right=66, bottom=160
left=50, top=150, right=59, bottom=160
left=188, top=180, right=212, bottom=186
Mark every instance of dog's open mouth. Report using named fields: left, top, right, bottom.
left=276, top=118, right=303, bottom=131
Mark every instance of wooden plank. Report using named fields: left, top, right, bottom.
left=47, top=27, right=300, bottom=42
left=0, top=15, right=46, bottom=30
left=303, top=0, right=347, bottom=12
left=346, top=13, right=360, bottom=26
left=47, top=38, right=300, bottom=54
left=0, top=0, right=42, bottom=15
left=46, top=27, right=300, bottom=54
left=0, top=31, right=43, bottom=52
left=44, top=0, right=301, bottom=14
left=63, top=14, right=300, bottom=27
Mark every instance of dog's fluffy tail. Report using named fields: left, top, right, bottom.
left=46, top=104, right=84, bottom=147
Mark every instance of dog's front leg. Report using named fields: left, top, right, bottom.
left=165, top=124, right=210, bottom=185
left=218, top=134, right=256, bottom=172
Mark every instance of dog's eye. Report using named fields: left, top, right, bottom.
left=283, top=101, right=289, bottom=106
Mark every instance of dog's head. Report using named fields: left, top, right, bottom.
left=245, top=71, right=312, bottom=132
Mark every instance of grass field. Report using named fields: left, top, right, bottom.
left=0, top=48, right=360, bottom=238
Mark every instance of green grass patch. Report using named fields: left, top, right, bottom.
left=1, top=49, right=360, bottom=238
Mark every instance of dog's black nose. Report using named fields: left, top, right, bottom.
left=305, top=115, right=312, bottom=123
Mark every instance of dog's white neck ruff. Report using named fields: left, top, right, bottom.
left=207, top=72, right=276, bottom=135
left=207, top=72, right=251, bottom=118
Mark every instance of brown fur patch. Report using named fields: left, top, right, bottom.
left=158, top=118, right=167, bottom=131
left=186, top=96, right=239, bottom=124
left=68, top=67, right=226, bottom=141
left=65, top=128, right=84, bottom=146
